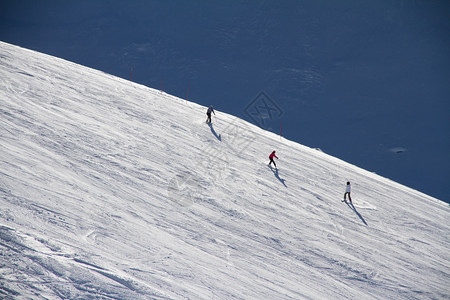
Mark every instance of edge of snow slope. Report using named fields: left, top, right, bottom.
left=0, top=41, right=449, bottom=299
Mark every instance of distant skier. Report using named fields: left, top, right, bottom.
left=344, top=181, right=352, bottom=202
left=206, top=106, right=215, bottom=123
left=268, top=150, right=278, bottom=168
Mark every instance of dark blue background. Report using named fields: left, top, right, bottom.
left=1, top=1, right=449, bottom=202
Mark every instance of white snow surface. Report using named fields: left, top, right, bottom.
left=0, top=41, right=449, bottom=299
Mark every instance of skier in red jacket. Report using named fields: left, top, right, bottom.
left=268, top=150, right=278, bottom=168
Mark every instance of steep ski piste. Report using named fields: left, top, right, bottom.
left=0, top=41, right=449, bottom=299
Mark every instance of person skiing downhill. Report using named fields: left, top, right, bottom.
left=344, top=181, right=352, bottom=202
left=268, top=150, right=278, bottom=168
left=206, top=106, right=215, bottom=123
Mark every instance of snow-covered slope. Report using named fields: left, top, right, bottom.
left=0, top=42, right=448, bottom=299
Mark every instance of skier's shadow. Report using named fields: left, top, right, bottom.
left=208, top=123, right=221, bottom=141
left=344, top=200, right=368, bottom=226
left=269, top=166, right=287, bottom=187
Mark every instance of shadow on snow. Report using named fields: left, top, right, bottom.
left=344, top=200, right=368, bottom=226
left=269, top=165, right=287, bottom=187
left=208, top=123, right=221, bottom=141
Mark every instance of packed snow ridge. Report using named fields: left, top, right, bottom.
left=0, top=41, right=449, bottom=299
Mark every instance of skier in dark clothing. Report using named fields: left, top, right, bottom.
left=206, top=106, right=215, bottom=123
left=268, top=151, right=278, bottom=168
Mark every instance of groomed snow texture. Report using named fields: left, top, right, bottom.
left=0, top=42, right=449, bottom=299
